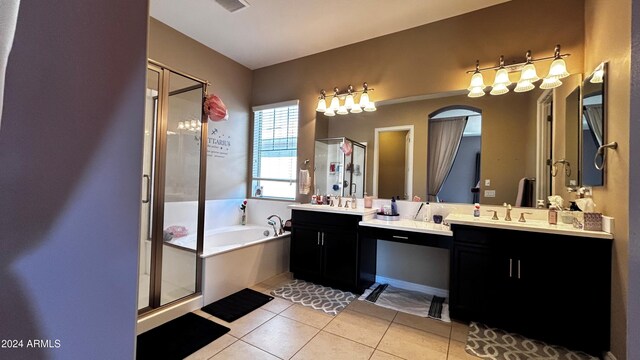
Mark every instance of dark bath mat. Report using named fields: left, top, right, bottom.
left=136, top=312, right=229, bottom=360
left=201, top=288, right=274, bottom=322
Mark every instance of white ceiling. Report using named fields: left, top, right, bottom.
left=150, top=0, right=509, bottom=70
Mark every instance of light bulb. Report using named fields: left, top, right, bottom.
left=490, top=83, right=509, bottom=95
left=364, top=101, right=376, bottom=112
left=350, top=103, right=362, bottom=113
left=330, top=97, right=340, bottom=111
left=546, top=58, right=570, bottom=79
left=540, top=77, right=563, bottom=89
left=323, top=108, right=335, bottom=117
left=337, top=105, right=348, bottom=115
left=591, top=64, right=605, bottom=84
left=514, top=80, right=535, bottom=93
left=344, top=94, right=354, bottom=110
left=468, top=86, right=485, bottom=98
left=315, top=98, right=327, bottom=112
left=359, top=92, right=370, bottom=108
left=178, top=121, right=184, bottom=129
left=493, top=68, right=512, bottom=87
left=190, top=119, right=197, bottom=129
left=467, top=71, right=486, bottom=91
left=519, top=63, right=540, bottom=83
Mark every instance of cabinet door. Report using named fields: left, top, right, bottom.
left=321, top=229, right=358, bottom=291
left=451, top=244, right=508, bottom=324
left=290, top=225, right=322, bottom=281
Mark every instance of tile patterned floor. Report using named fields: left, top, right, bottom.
left=184, top=272, right=481, bottom=360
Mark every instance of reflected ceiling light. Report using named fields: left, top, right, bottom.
left=316, top=82, right=376, bottom=116
left=466, top=45, right=571, bottom=96
left=178, top=121, right=185, bottom=130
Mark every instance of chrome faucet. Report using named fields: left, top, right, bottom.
left=267, top=215, right=284, bottom=235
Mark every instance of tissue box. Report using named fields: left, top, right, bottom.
left=583, top=212, right=603, bottom=231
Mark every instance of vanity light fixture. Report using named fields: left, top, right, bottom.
left=467, top=44, right=571, bottom=97
left=590, top=62, right=605, bottom=84
left=177, top=118, right=201, bottom=132
left=316, top=83, right=376, bottom=115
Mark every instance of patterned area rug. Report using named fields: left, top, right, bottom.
left=271, top=279, right=356, bottom=316
left=466, top=322, right=597, bottom=360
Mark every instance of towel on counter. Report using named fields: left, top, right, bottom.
left=299, top=169, right=311, bottom=194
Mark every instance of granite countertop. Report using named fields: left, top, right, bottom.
left=358, top=218, right=453, bottom=237
left=445, top=213, right=613, bottom=239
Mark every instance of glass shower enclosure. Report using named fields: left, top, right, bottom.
left=314, top=137, right=366, bottom=198
left=138, top=61, right=208, bottom=314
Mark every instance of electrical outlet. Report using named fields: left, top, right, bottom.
left=484, top=190, right=496, bottom=197
left=484, top=179, right=491, bottom=186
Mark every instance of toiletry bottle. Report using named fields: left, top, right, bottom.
left=424, top=202, right=431, bottom=222
left=548, top=205, right=558, bottom=225
left=351, top=192, right=357, bottom=209
left=391, top=197, right=398, bottom=216
left=473, top=203, right=480, bottom=217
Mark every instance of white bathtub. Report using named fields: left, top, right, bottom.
left=165, top=224, right=290, bottom=305
left=167, top=225, right=289, bottom=257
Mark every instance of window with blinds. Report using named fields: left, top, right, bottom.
left=251, top=100, right=299, bottom=199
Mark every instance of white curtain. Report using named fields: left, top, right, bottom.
left=584, top=104, right=603, bottom=147
left=427, top=116, right=468, bottom=202
left=0, top=0, right=21, bottom=131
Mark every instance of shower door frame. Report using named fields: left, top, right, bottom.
left=140, top=60, right=208, bottom=315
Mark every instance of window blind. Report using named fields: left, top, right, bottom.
left=251, top=100, right=299, bottom=199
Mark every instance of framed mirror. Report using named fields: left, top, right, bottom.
left=581, top=62, right=606, bottom=186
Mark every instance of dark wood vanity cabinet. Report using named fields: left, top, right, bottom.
left=450, top=225, right=612, bottom=356
left=290, top=210, right=369, bottom=293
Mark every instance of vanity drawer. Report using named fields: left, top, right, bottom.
left=359, top=225, right=451, bottom=249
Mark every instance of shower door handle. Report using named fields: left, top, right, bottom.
left=142, top=174, right=151, bottom=203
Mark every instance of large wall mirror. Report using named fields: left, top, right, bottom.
left=581, top=62, right=606, bottom=186
left=317, top=74, right=581, bottom=208
left=564, top=86, right=581, bottom=189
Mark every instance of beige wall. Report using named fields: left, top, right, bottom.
left=252, top=0, right=585, bottom=203
left=149, top=18, right=253, bottom=199
left=585, top=0, right=632, bottom=358
left=378, top=131, right=407, bottom=199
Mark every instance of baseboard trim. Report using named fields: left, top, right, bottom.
left=374, top=275, right=449, bottom=298
left=604, top=351, right=617, bottom=360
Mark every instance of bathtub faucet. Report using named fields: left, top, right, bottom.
left=267, top=215, right=284, bottom=235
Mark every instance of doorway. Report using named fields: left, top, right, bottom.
left=138, top=61, right=208, bottom=314
left=373, top=125, right=414, bottom=199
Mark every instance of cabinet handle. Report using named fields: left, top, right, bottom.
left=321, top=232, right=325, bottom=246
left=392, top=235, right=409, bottom=240
left=517, top=260, right=521, bottom=279
left=317, top=233, right=320, bottom=246
left=509, top=258, right=513, bottom=278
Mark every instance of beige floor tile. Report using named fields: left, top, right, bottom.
left=447, top=340, right=482, bottom=360
left=370, top=350, right=405, bottom=360
left=346, top=299, right=398, bottom=321
left=211, top=340, right=280, bottom=360
left=192, top=309, right=213, bottom=319
left=243, top=315, right=319, bottom=359
left=184, top=334, right=237, bottom=360
left=249, top=283, right=273, bottom=295
left=260, top=272, right=294, bottom=288
left=450, top=321, right=470, bottom=343
left=393, top=311, right=452, bottom=338
left=261, top=296, right=294, bottom=313
left=323, top=310, right=391, bottom=348
left=291, top=331, right=374, bottom=360
left=280, top=304, right=334, bottom=329
left=378, top=323, right=449, bottom=360
left=209, top=308, right=276, bottom=338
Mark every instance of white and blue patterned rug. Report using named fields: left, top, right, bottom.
left=271, top=279, right=356, bottom=316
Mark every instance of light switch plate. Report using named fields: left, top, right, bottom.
left=484, top=190, right=496, bottom=197
left=484, top=179, right=491, bottom=186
